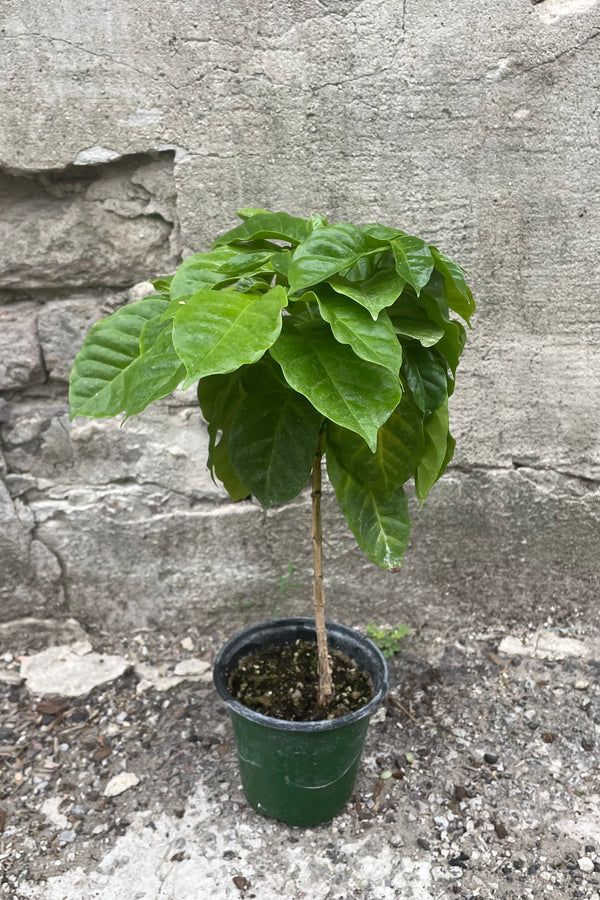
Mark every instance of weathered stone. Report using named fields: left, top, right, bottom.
left=0, top=480, right=65, bottom=621
left=0, top=617, right=87, bottom=653
left=134, top=660, right=211, bottom=693
left=0, top=154, right=178, bottom=292
left=20, top=642, right=129, bottom=696
left=30, top=468, right=600, bottom=632
left=0, top=302, right=44, bottom=389
left=498, top=633, right=591, bottom=660
left=1, top=395, right=217, bottom=497
left=103, top=772, right=140, bottom=797
left=37, top=294, right=126, bottom=381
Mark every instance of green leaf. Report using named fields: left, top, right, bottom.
left=391, top=318, right=445, bottom=346
left=288, top=223, right=381, bottom=295
left=307, top=213, right=328, bottom=230
left=170, top=249, right=238, bottom=300
left=150, top=276, right=173, bottom=295
left=197, top=372, right=251, bottom=501
left=231, top=274, right=272, bottom=295
left=269, top=319, right=401, bottom=452
left=415, top=397, right=452, bottom=505
left=361, top=223, right=402, bottom=243
left=69, top=298, right=183, bottom=419
left=326, top=396, right=424, bottom=495
left=310, top=287, right=402, bottom=374
left=120, top=324, right=186, bottom=418
left=327, top=249, right=406, bottom=319
left=214, top=211, right=313, bottom=247
left=418, top=273, right=467, bottom=374
left=236, top=207, right=271, bottom=220
left=401, top=344, right=448, bottom=414
left=228, top=361, right=322, bottom=508
left=172, top=285, right=288, bottom=389
left=430, top=246, right=476, bottom=324
left=217, top=250, right=275, bottom=277
left=391, top=234, right=435, bottom=295
left=271, top=250, right=291, bottom=277
left=139, top=315, right=170, bottom=353
left=326, top=429, right=412, bottom=570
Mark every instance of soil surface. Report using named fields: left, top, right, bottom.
left=227, top=640, right=374, bottom=721
left=0, top=619, right=599, bottom=899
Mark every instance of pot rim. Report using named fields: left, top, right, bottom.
left=213, top=616, right=389, bottom=732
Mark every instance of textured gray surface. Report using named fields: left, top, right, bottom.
left=0, top=0, right=599, bottom=628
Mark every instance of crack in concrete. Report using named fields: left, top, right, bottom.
left=449, top=463, right=600, bottom=495
left=516, top=29, right=600, bottom=75
left=5, top=32, right=181, bottom=91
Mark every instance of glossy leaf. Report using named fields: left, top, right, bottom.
left=170, top=249, right=238, bottom=300
left=402, top=344, right=448, bottom=414
left=326, top=397, right=424, bottom=495
left=121, top=324, right=186, bottom=418
left=229, top=363, right=323, bottom=508
left=415, top=397, right=452, bottom=505
left=390, top=317, right=445, bottom=347
left=172, top=285, right=288, bottom=388
left=327, top=430, right=411, bottom=570
left=214, top=211, right=313, bottom=247
left=418, top=273, right=467, bottom=374
left=288, top=223, right=380, bottom=295
left=328, top=249, right=406, bottom=319
left=139, top=315, right=171, bottom=353
left=311, top=288, right=402, bottom=374
left=391, top=234, right=435, bottom=295
left=69, top=298, right=183, bottom=419
left=271, top=250, right=291, bottom=277
left=197, top=372, right=250, bottom=501
left=269, top=319, right=401, bottom=452
left=430, top=246, right=476, bottom=324
left=361, top=223, right=402, bottom=243
left=217, top=250, right=275, bottom=277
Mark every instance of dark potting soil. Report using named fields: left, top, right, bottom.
left=227, top=639, right=374, bottom=721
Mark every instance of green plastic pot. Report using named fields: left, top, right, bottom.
left=213, top=617, right=389, bottom=827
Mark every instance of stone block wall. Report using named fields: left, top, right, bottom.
left=0, top=0, right=598, bottom=632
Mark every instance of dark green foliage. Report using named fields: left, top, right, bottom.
left=69, top=209, right=474, bottom=570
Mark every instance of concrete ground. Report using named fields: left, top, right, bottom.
left=1, top=617, right=599, bottom=900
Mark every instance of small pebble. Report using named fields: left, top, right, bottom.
left=574, top=680, right=589, bottom=690
left=484, top=752, right=498, bottom=765
left=180, top=637, right=195, bottom=651
left=417, top=837, right=431, bottom=851
left=104, top=771, right=140, bottom=797
left=494, top=821, right=509, bottom=839
left=578, top=857, right=594, bottom=873
left=582, top=737, right=595, bottom=751
left=58, top=831, right=76, bottom=843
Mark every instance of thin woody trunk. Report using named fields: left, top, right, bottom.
left=312, top=432, right=334, bottom=706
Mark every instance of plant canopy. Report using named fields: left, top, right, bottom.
left=70, top=208, right=474, bottom=573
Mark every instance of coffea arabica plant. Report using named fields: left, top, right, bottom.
left=69, top=209, right=475, bottom=705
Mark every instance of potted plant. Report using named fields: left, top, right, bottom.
left=69, top=208, right=475, bottom=826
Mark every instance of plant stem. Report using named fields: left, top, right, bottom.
left=312, top=431, right=334, bottom=706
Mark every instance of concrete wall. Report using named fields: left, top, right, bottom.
left=1, top=0, right=598, bottom=633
